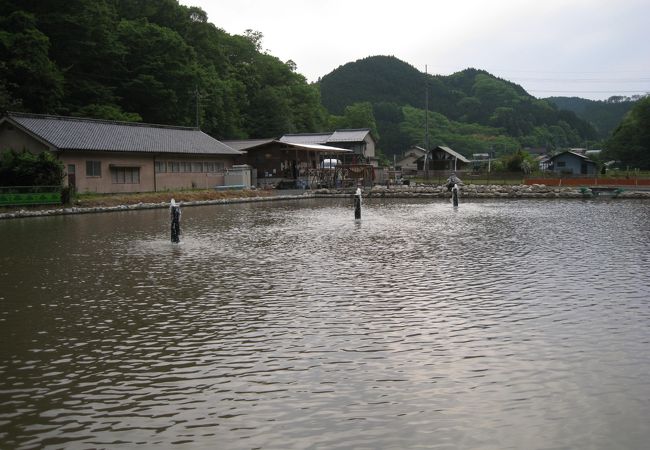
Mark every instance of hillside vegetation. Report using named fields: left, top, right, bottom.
left=0, top=0, right=328, bottom=139
left=320, top=56, right=602, bottom=157
left=546, top=96, right=639, bottom=138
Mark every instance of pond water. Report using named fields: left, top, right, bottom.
left=1, top=198, right=649, bottom=449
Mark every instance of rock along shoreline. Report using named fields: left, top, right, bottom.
left=2, top=184, right=649, bottom=220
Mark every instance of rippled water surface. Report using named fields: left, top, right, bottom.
left=1, top=198, right=649, bottom=449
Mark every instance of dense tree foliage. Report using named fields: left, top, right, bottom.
left=603, top=97, right=650, bottom=169
left=319, top=56, right=600, bottom=157
left=0, top=149, right=64, bottom=186
left=0, top=0, right=328, bottom=138
left=547, top=96, right=640, bottom=139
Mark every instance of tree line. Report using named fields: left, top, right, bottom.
left=1, top=1, right=647, bottom=168
left=0, top=0, right=332, bottom=139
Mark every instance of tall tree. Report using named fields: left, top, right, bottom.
left=604, top=97, right=650, bottom=169
left=0, top=11, right=63, bottom=112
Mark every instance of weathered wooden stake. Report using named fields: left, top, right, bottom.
left=452, top=184, right=459, bottom=207
left=170, top=199, right=181, bottom=243
left=354, top=187, right=362, bottom=220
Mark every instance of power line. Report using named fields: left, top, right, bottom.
left=511, top=78, right=650, bottom=83
left=528, top=89, right=649, bottom=94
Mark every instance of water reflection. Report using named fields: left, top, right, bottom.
left=1, top=199, right=649, bottom=449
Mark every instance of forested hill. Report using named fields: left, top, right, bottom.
left=546, top=96, right=639, bottom=138
left=0, top=0, right=328, bottom=139
left=319, top=55, right=600, bottom=156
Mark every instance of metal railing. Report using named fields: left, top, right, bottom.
left=0, top=186, right=62, bottom=206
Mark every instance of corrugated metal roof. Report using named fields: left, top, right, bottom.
left=327, top=129, right=370, bottom=143
left=279, top=129, right=372, bottom=145
left=279, top=133, right=331, bottom=145
left=229, top=139, right=351, bottom=153
left=221, top=138, right=275, bottom=151
left=282, top=142, right=351, bottom=153
left=6, top=112, right=241, bottom=155
left=437, top=146, right=471, bottom=163
left=549, top=150, right=596, bottom=163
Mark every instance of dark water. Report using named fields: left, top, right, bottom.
left=1, top=198, right=649, bottom=449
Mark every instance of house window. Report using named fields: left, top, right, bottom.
left=111, top=167, right=140, bottom=184
left=192, top=162, right=203, bottom=172
left=170, top=162, right=180, bottom=173
left=557, top=161, right=566, bottom=167
left=155, top=161, right=167, bottom=173
left=86, top=160, right=101, bottom=177
left=181, top=162, right=192, bottom=172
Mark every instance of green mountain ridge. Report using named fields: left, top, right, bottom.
left=319, top=55, right=606, bottom=157
left=545, top=96, right=639, bottom=139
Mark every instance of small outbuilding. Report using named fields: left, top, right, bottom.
left=223, top=139, right=353, bottom=189
left=416, top=146, right=470, bottom=171
left=279, top=128, right=378, bottom=166
left=395, top=146, right=427, bottom=175
left=548, top=150, right=598, bottom=175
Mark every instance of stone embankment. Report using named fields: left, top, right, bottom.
left=3, top=185, right=649, bottom=220
left=314, top=184, right=650, bottom=199
left=0, top=193, right=309, bottom=220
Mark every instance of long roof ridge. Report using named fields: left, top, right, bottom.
left=7, top=111, right=198, bottom=132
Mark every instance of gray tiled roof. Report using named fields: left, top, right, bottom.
left=6, top=112, right=240, bottom=155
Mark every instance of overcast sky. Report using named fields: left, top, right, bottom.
left=180, top=0, right=650, bottom=100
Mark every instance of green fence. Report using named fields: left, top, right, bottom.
left=0, top=186, right=62, bottom=207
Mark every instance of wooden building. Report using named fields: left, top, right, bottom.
left=224, top=139, right=353, bottom=188
left=279, top=129, right=378, bottom=167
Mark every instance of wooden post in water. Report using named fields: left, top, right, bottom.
left=452, top=184, right=459, bottom=207
left=354, top=187, right=362, bottom=220
left=170, top=199, right=181, bottom=243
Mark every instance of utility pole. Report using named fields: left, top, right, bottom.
left=424, top=65, right=430, bottom=179
left=195, top=85, right=200, bottom=129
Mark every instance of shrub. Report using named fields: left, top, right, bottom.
left=0, top=149, right=64, bottom=186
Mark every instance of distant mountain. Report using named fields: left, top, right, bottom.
left=319, top=56, right=425, bottom=115
left=546, top=96, right=640, bottom=139
left=318, top=55, right=599, bottom=156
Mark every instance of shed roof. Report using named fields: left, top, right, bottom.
left=550, top=150, right=596, bottom=162
left=222, top=138, right=275, bottom=151
left=279, top=128, right=372, bottom=145
left=434, top=146, right=471, bottom=163
left=3, top=112, right=240, bottom=155
left=279, top=133, right=332, bottom=145
left=230, top=139, right=351, bottom=153
left=327, top=129, right=371, bottom=143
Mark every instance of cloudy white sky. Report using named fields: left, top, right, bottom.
left=180, top=0, right=650, bottom=100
